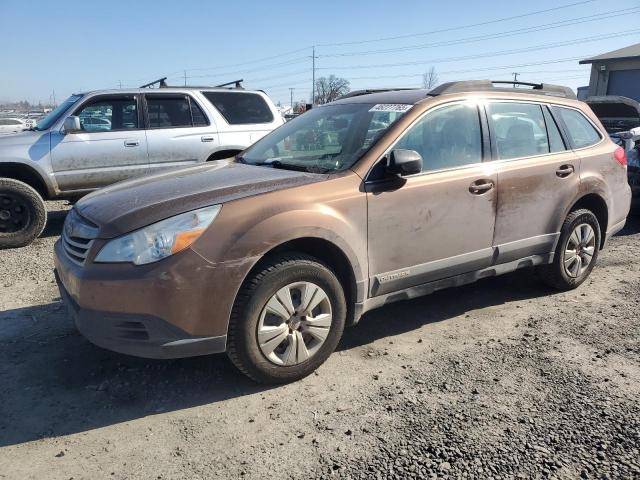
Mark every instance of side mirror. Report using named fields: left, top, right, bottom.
left=387, top=149, right=423, bottom=176
left=63, top=116, right=81, bottom=133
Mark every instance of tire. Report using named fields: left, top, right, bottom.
left=538, top=209, right=601, bottom=290
left=227, top=253, right=346, bottom=384
left=0, top=178, right=47, bottom=249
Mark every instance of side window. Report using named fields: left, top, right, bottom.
left=0, top=120, right=9, bottom=125
left=394, top=103, right=482, bottom=172
left=202, top=92, right=274, bottom=124
left=75, top=96, right=138, bottom=132
left=553, top=107, right=601, bottom=149
left=190, top=99, right=209, bottom=127
left=146, top=96, right=192, bottom=128
left=543, top=106, right=566, bottom=153
left=487, top=103, right=549, bottom=160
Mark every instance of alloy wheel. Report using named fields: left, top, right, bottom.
left=563, top=223, right=596, bottom=278
left=257, top=281, right=333, bottom=366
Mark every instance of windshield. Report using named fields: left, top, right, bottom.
left=240, top=102, right=412, bottom=173
left=35, top=94, right=83, bottom=131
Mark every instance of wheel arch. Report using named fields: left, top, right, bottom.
left=0, top=162, right=51, bottom=199
left=567, top=193, right=609, bottom=249
left=206, top=148, right=244, bottom=162
left=240, top=236, right=361, bottom=326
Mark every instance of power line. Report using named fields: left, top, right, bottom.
left=317, top=8, right=639, bottom=58
left=315, top=0, right=598, bottom=47
left=111, top=0, right=599, bottom=86
left=318, top=30, right=640, bottom=71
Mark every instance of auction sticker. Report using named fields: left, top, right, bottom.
left=369, top=104, right=413, bottom=113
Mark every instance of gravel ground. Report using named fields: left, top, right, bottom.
left=0, top=202, right=639, bottom=479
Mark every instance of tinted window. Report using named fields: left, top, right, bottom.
left=76, top=96, right=138, bottom=132
left=394, top=103, right=482, bottom=172
left=203, top=92, right=273, bottom=124
left=553, top=107, right=601, bottom=149
left=488, top=103, right=549, bottom=160
left=190, top=99, right=208, bottom=127
left=0, top=119, right=20, bottom=125
left=146, top=96, right=192, bottom=128
left=543, top=106, right=566, bottom=153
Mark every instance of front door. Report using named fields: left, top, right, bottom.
left=51, top=94, right=148, bottom=192
left=366, top=101, right=497, bottom=297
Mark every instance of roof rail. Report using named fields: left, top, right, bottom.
left=140, top=77, right=168, bottom=88
left=429, top=80, right=576, bottom=99
left=339, top=87, right=418, bottom=100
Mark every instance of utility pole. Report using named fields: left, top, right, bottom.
left=184, top=70, right=187, bottom=86
left=512, top=72, right=519, bottom=87
left=311, top=46, right=316, bottom=105
left=118, top=80, right=122, bottom=89
left=289, top=88, right=295, bottom=111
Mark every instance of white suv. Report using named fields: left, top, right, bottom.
left=0, top=86, right=284, bottom=247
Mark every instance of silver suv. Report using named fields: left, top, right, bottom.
left=0, top=85, right=283, bottom=247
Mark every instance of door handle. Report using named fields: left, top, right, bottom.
left=469, top=179, right=494, bottom=194
left=201, top=135, right=214, bottom=143
left=556, top=164, right=575, bottom=178
left=124, top=140, right=139, bottom=147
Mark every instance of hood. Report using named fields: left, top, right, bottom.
left=0, top=130, right=46, bottom=147
left=75, top=161, right=327, bottom=238
left=586, top=96, right=640, bottom=133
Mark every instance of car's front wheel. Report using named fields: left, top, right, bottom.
left=0, top=178, right=47, bottom=249
left=227, top=253, right=346, bottom=383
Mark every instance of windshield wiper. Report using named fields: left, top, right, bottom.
left=252, top=160, right=327, bottom=173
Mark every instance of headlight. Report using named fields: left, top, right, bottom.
left=94, top=205, right=221, bottom=265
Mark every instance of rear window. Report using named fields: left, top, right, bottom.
left=202, top=91, right=274, bottom=125
left=553, top=107, right=601, bottom=149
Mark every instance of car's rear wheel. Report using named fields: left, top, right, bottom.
left=227, top=253, right=346, bottom=383
left=0, top=178, right=46, bottom=249
left=538, top=209, right=601, bottom=290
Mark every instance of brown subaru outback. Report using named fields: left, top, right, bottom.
left=55, top=80, right=631, bottom=383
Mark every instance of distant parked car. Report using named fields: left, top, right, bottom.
left=0, top=118, right=28, bottom=135
left=0, top=86, right=284, bottom=248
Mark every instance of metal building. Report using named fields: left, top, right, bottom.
left=580, top=43, right=640, bottom=101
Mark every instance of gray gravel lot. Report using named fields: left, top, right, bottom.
left=0, top=202, right=639, bottom=479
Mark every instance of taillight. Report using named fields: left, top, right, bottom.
left=614, top=147, right=627, bottom=167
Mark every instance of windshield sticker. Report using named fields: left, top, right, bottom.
left=369, top=104, right=413, bottom=113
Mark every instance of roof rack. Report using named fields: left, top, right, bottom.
left=215, top=79, right=244, bottom=89
left=140, top=77, right=168, bottom=88
left=339, top=87, right=418, bottom=100
left=139, top=77, right=244, bottom=89
left=429, top=80, right=576, bottom=99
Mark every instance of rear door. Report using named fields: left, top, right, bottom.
left=50, top=94, right=148, bottom=191
left=143, top=93, right=217, bottom=174
left=488, top=101, right=580, bottom=263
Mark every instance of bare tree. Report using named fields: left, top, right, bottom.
left=422, top=66, right=439, bottom=89
left=314, top=75, right=350, bottom=104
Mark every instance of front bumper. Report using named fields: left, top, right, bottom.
left=54, top=239, right=257, bottom=359
left=56, top=269, right=226, bottom=359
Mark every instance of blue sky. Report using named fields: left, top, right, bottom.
left=1, top=0, right=639, bottom=105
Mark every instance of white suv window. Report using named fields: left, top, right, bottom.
left=76, top=96, right=138, bottom=132
left=202, top=92, right=273, bottom=124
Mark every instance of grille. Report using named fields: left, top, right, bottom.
left=62, top=210, right=98, bottom=266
